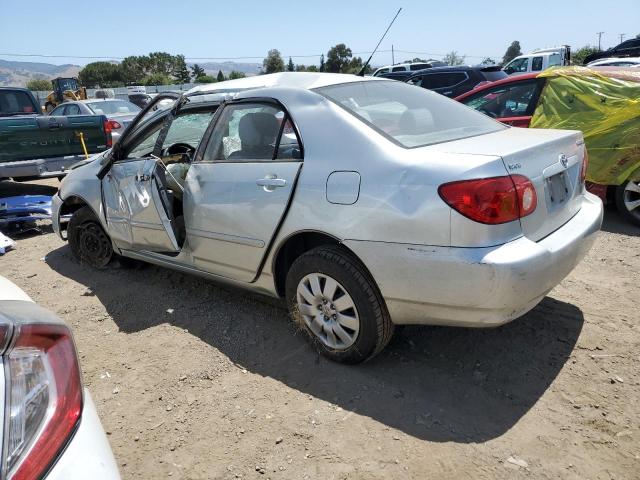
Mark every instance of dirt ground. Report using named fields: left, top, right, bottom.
left=1, top=179, right=639, bottom=480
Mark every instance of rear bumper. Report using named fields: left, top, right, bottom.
left=0, top=155, right=87, bottom=180
left=344, top=193, right=603, bottom=327
left=46, top=390, right=120, bottom=479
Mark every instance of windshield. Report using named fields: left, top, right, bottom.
left=0, top=90, right=37, bottom=115
left=86, top=100, right=141, bottom=115
left=316, top=80, right=505, bottom=148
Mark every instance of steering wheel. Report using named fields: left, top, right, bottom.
left=479, top=108, right=498, bottom=119
left=163, top=142, right=196, bottom=159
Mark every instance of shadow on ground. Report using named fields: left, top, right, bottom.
left=601, top=204, right=640, bottom=237
left=46, top=244, right=583, bottom=443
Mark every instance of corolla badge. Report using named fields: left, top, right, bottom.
left=559, top=153, right=569, bottom=168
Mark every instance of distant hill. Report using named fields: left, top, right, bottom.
left=0, top=58, right=263, bottom=87
left=195, top=61, right=262, bottom=76
left=0, top=59, right=81, bottom=87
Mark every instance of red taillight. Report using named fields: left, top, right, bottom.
left=4, top=324, right=82, bottom=480
left=438, top=174, right=537, bottom=224
left=580, top=147, right=589, bottom=183
left=103, top=119, right=113, bottom=148
left=107, top=120, right=122, bottom=130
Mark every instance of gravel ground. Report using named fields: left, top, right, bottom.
left=1, top=180, right=639, bottom=479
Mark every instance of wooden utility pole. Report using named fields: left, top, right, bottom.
left=596, top=32, right=605, bottom=50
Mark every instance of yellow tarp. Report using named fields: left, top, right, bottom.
left=530, top=66, right=640, bottom=185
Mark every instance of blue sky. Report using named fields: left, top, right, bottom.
left=1, top=0, right=638, bottom=66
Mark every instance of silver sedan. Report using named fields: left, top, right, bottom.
left=48, top=99, right=141, bottom=142
left=51, top=73, right=603, bottom=363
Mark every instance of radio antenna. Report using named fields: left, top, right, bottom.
left=358, top=7, right=403, bottom=76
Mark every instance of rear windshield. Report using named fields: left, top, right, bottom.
left=481, top=70, right=508, bottom=82
left=316, top=80, right=505, bottom=148
left=0, top=90, right=37, bottom=115
left=86, top=100, right=141, bottom=115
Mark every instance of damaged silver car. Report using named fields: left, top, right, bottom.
left=52, top=73, right=603, bottom=363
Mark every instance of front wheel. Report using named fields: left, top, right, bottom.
left=615, top=179, right=640, bottom=227
left=67, top=206, right=114, bottom=268
left=285, top=245, right=394, bottom=364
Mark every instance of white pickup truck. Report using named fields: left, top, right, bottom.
left=503, top=46, right=571, bottom=75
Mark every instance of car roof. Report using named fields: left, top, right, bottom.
left=187, top=72, right=384, bottom=96
left=0, top=86, right=31, bottom=92
left=454, top=73, right=539, bottom=100
left=408, top=65, right=501, bottom=76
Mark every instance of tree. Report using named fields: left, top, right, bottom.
left=194, top=75, right=216, bottom=83
left=443, top=51, right=466, bottom=66
left=216, top=70, right=225, bottom=82
left=306, top=65, right=318, bottom=72
left=287, top=57, right=295, bottom=72
left=481, top=57, right=497, bottom=65
left=142, top=73, right=172, bottom=86
left=405, top=57, right=427, bottom=63
left=319, top=54, right=325, bottom=72
left=26, top=79, right=51, bottom=91
left=78, top=61, right=124, bottom=88
left=262, top=49, right=285, bottom=74
left=326, top=44, right=354, bottom=73
left=572, top=45, right=600, bottom=65
left=120, top=55, right=149, bottom=84
left=502, top=41, right=522, bottom=64
left=148, top=51, right=177, bottom=76
left=228, top=70, right=246, bottom=80
left=191, top=63, right=205, bottom=80
left=173, top=55, right=190, bottom=84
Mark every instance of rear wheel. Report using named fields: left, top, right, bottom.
left=285, top=245, right=394, bottom=364
left=615, top=179, right=640, bottom=227
left=67, top=206, right=113, bottom=268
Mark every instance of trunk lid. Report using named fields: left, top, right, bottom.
left=437, top=127, right=585, bottom=241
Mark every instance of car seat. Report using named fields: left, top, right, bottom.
left=228, top=112, right=280, bottom=160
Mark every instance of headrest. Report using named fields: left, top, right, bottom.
left=238, top=112, right=279, bottom=148
left=399, top=108, right=434, bottom=134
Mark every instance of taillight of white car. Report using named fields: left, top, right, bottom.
left=1, top=322, right=82, bottom=479
left=439, top=174, right=538, bottom=224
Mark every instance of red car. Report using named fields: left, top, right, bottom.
left=455, top=70, right=640, bottom=226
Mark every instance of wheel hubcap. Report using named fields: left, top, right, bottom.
left=623, top=180, right=640, bottom=220
left=296, top=273, right=360, bottom=350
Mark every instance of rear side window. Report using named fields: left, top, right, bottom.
left=317, top=80, right=505, bottom=148
left=422, top=72, right=467, bottom=89
left=0, top=91, right=37, bottom=114
left=66, top=104, right=81, bottom=115
left=531, top=57, right=543, bottom=71
left=547, top=53, right=561, bottom=67
left=391, top=66, right=406, bottom=72
left=202, top=103, right=302, bottom=161
left=410, top=63, right=429, bottom=71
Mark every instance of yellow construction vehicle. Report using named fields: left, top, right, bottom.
left=44, top=77, right=87, bottom=113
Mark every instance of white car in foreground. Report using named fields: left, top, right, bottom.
left=0, top=276, right=120, bottom=479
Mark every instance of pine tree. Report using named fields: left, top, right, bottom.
left=287, top=57, right=295, bottom=72
left=319, top=54, right=325, bottom=72
left=216, top=70, right=225, bottom=82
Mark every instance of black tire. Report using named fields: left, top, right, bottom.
left=285, top=245, right=394, bottom=364
left=615, top=180, right=640, bottom=227
left=67, top=206, right=114, bottom=268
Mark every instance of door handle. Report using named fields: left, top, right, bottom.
left=256, top=176, right=286, bottom=191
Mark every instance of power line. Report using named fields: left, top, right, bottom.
left=0, top=48, right=493, bottom=63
